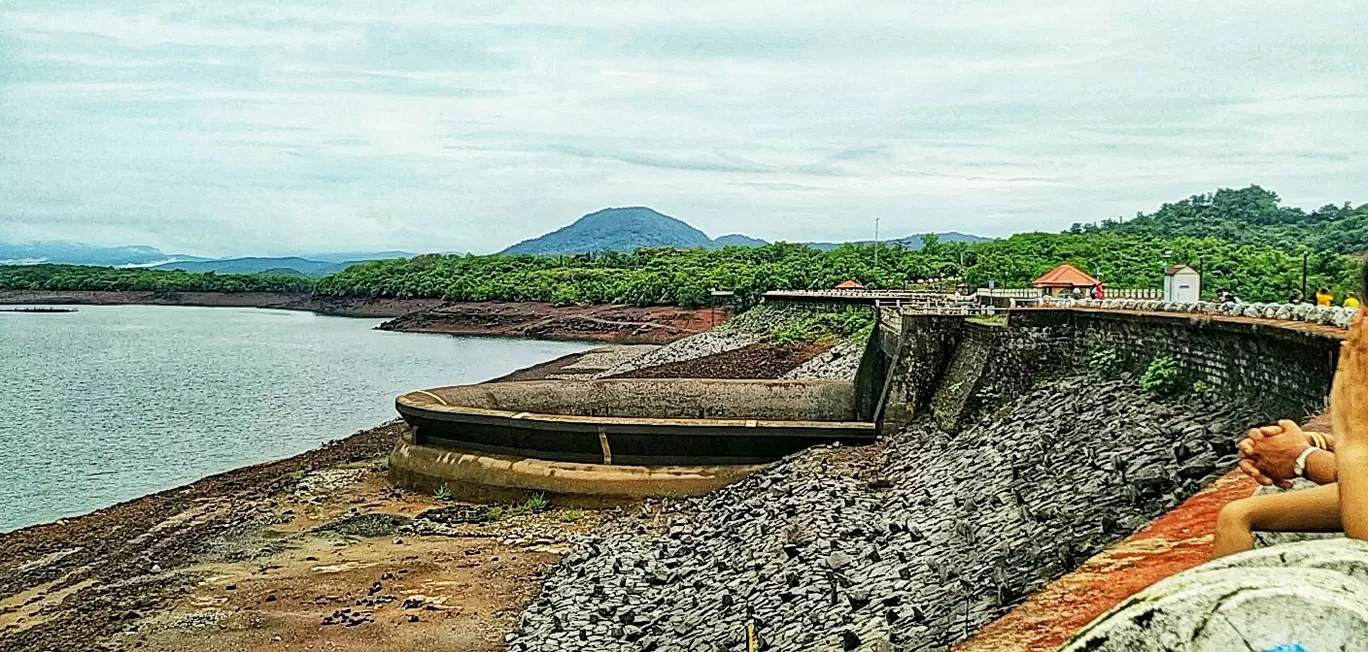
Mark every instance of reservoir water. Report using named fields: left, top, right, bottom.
left=0, top=305, right=592, bottom=532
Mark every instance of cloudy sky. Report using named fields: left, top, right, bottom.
left=1, top=1, right=1365, bottom=256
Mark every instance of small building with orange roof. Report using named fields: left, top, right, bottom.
left=834, top=280, right=865, bottom=290
left=1031, top=264, right=1099, bottom=297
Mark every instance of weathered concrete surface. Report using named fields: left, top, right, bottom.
left=403, top=378, right=861, bottom=421
left=1060, top=539, right=1368, bottom=652
left=389, top=439, right=764, bottom=505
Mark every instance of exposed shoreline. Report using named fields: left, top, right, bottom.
left=0, top=290, right=728, bottom=344
left=0, top=345, right=617, bottom=651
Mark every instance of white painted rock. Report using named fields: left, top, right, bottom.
left=1061, top=539, right=1368, bottom=652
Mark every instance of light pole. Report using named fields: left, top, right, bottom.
left=873, top=217, right=880, bottom=271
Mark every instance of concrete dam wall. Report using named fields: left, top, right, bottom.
left=875, top=308, right=1340, bottom=434
left=511, top=307, right=1346, bottom=652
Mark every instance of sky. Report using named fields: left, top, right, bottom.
left=1, top=1, right=1366, bottom=257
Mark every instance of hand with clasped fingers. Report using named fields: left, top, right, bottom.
left=1237, top=420, right=1334, bottom=488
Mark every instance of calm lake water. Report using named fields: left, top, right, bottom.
left=0, top=305, right=591, bottom=532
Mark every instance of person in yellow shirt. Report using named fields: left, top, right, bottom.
left=1317, top=287, right=1334, bottom=306
left=1346, top=292, right=1361, bottom=309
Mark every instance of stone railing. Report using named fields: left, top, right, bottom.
left=1062, top=298, right=1359, bottom=329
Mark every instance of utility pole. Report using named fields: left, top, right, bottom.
left=1302, top=252, right=1309, bottom=299
left=873, top=217, right=880, bottom=270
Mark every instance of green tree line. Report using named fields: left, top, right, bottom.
left=0, top=264, right=315, bottom=294
left=2, top=186, right=1363, bottom=306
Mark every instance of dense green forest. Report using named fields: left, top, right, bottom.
left=311, top=232, right=1357, bottom=306
left=1071, top=185, right=1368, bottom=254
left=2, top=186, right=1363, bottom=306
left=0, top=264, right=315, bottom=293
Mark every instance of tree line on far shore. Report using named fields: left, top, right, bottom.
left=0, top=264, right=315, bottom=294
left=0, top=186, right=1362, bottom=307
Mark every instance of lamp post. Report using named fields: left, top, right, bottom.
left=873, top=217, right=880, bottom=271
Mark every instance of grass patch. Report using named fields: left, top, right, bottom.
left=433, top=485, right=454, bottom=502
left=511, top=493, right=552, bottom=516
left=560, top=509, right=584, bottom=523
left=767, top=310, right=876, bottom=345
left=485, top=506, right=504, bottom=522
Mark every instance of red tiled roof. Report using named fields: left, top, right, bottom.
left=1031, top=264, right=1098, bottom=288
left=834, top=280, right=864, bottom=289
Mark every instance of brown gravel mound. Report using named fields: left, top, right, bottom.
left=611, top=342, right=830, bottom=379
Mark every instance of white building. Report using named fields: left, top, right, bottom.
left=1163, top=264, right=1202, bottom=302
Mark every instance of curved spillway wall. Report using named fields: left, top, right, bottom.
left=395, top=378, right=875, bottom=467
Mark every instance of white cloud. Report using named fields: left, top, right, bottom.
left=0, top=0, right=1365, bottom=255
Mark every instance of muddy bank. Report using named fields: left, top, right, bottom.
left=0, top=419, right=604, bottom=652
left=0, top=290, right=441, bottom=318
left=0, top=290, right=727, bottom=344
left=379, top=301, right=730, bottom=344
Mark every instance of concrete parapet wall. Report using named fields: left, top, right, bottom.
left=879, top=308, right=1342, bottom=434
left=407, top=378, right=859, bottom=421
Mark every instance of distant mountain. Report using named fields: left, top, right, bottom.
left=0, top=241, right=179, bottom=266
left=712, top=234, right=768, bottom=247
left=501, top=207, right=715, bottom=255
left=302, top=251, right=415, bottom=264
left=805, top=232, right=991, bottom=251
left=151, top=257, right=354, bottom=277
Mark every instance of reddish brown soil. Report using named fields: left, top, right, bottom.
left=380, top=301, right=731, bottom=344
left=0, top=291, right=730, bottom=343
left=612, top=342, right=830, bottom=379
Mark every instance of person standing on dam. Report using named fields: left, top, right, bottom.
left=1213, top=299, right=1368, bottom=557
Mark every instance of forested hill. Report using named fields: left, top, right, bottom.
left=1071, top=185, right=1368, bottom=254
left=500, top=207, right=716, bottom=255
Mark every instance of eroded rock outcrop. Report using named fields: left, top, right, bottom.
left=509, top=375, right=1258, bottom=652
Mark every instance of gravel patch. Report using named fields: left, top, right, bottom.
left=782, top=338, right=866, bottom=380
left=562, top=346, right=660, bottom=372
left=596, top=331, right=760, bottom=378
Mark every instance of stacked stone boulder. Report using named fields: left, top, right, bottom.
left=1072, top=299, right=1358, bottom=329
left=509, top=375, right=1257, bottom=652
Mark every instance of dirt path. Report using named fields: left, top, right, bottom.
left=0, top=422, right=604, bottom=652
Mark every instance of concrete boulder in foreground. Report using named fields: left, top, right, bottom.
left=1062, top=539, right=1368, bottom=651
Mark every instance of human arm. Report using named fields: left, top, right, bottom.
left=1237, top=420, right=1337, bottom=487
left=1332, top=313, right=1368, bottom=541
left=1212, top=482, right=1342, bottom=558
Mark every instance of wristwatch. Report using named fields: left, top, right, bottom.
left=1293, top=447, right=1317, bottom=478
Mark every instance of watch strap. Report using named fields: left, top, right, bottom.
left=1293, top=446, right=1317, bottom=478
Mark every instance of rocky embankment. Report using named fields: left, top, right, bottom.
left=378, top=302, right=729, bottom=344
left=509, top=374, right=1259, bottom=652
left=597, top=303, right=869, bottom=380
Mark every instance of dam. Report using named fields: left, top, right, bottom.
left=434, top=297, right=1356, bottom=652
